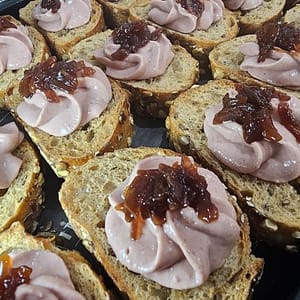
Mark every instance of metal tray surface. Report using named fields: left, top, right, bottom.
left=1, top=1, right=300, bottom=299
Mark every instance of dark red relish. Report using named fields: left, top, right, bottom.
left=111, top=20, right=163, bottom=60
left=19, top=56, right=95, bottom=102
left=41, top=0, right=61, bottom=13
left=0, top=16, right=17, bottom=32
left=177, top=0, right=204, bottom=17
left=256, top=22, right=300, bottom=62
left=115, top=156, right=218, bottom=240
left=0, top=252, right=32, bottom=300
left=213, top=84, right=300, bottom=143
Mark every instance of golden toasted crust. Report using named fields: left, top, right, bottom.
left=5, top=80, right=133, bottom=178
left=0, top=16, right=49, bottom=107
left=0, top=139, right=44, bottom=233
left=66, top=29, right=199, bottom=118
left=59, top=146, right=263, bottom=300
left=166, top=79, right=300, bottom=251
left=0, top=222, right=111, bottom=300
left=19, top=0, right=105, bottom=58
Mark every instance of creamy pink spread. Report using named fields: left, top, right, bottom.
left=204, top=89, right=300, bottom=183
left=16, top=62, right=112, bottom=137
left=105, top=156, right=240, bottom=289
left=148, top=0, right=224, bottom=33
left=240, top=42, right=300, bottom=90
left=94, top=25, right=174, bottom=80
left=9, top=250, right=84, bottom=300
left=0, top=122, right=23, bottom=189
left=223, top=0, right=262, bottom=10
left=32, top=0, right=91, bottom=32
left=0, top=24, right=33, bottom=75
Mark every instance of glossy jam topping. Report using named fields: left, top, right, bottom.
left=213, top=84, right=300, bottom=143
left=0, top=16, right=17, bottom=32
left=257, top=22, right=300, bottom=62
left=116, top=156, right=218, bottom=240
left=41, top=0, right=61, bottom=13
left=176, top=0, right=204, bottom=17
left=111, top=20, right=163, bottom=60
left=0, top=253, right=32, bottom=300
left=19, top=56, right=95, bottom=102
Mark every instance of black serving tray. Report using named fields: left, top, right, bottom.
left=1, top=1, right=300, bottom=299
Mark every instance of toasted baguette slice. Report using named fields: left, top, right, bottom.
left=0, top=137, right=44, bottom=234
left=233, top=0, right=285, bottom=34
left=282, top=4, right=300, bottom=26
left=166, top=79, right=300, bottom=251
left=129, top=0, right=239, bottom=68
left=19, top=0, right=105, bottom=58
left=5, top=80, right=133, bottom=178
left=0, top=16, right=49, bottom=107
left=59, top=147, right=263, bottom=300
left=67, top=30, right=199, bottom=118
left=0, top=221, right=110, bottom=300
left=96, top=0, right=135, bottom=28
left=208, top=34, right=300, bottom=99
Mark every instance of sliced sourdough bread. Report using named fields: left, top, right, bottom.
left=0, top=221, right=111, bottom=300
left=66, top=30, right=199, bottom=118
left=129, top=0, right=239, bottom=69
left=166, top=79, right=300, bottom=251
left=96, top=0, right=135, bottom=28
left=208, top=34, right=300, bottom=99
left=282, top=3, right=300, bottom=26
left=235, top=0, right=286, bottom=34
left=0, top=136, right=44, bottom=234
left=0, top=16, right=49, bottom=107
left=5, top=80, right=133, bottom=178
left=59, top=146, right=263, bottom=300
left=19, top=0, right=105, bottom=58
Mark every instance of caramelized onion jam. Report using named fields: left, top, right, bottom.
left=0, top=252, right=32, bottom=300
left=256, top=22, right=300, bottom=62
left=19, top=56, right=95, bottom=102
left=41, top=0, right=61, bottom=13
left=0, top=16, right=17, bottom=32
left=213, top=84, right=300, bottom=143
left=111, top=20, right=163, bottom=60
left=115, top=156, right=219, bottom=240
left=176, top=0, right=204, bottom=17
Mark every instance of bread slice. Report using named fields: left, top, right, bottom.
left=0, top=15, right=49, bottom=107
left=59, top=146, right=263, bottom=299
left=235, top=0, right=285, bottom=34
left=19, top=0, right=105, bottom=58
left=66, top=30, right=199, bottom=118
left=5, top=80, right=133, bottom=178
left=129, top=0, right=239, bottom=70
left=0, top=221, right=110, bottom=300
left=208, top=34, right=300, bottom=99
left=166, top=79, right=300, bottom=251
left=96, top=0, right=135, bottom=28
left=282, top=3, right=300, bottom=26
left=0, top=136, right=44, bottom=234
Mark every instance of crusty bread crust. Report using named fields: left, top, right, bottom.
left=67, top=29, right=199, bottom=118
left=5, top=80, right=133, bottom=178
left=0, top=139, right=44, bottom=233
left=166, top=79, right=300, bottom=251
left=237, top=0, right=285, bottom=34
left=19, top=0, right=105, bottom=58
left=0, top=222, right=110, bottom=300
left=0, top=16, right=49, bottom=107
left=129, top=0, right=239, bottom=67
left=59, top=147, right=263, bottom=300
left=209, top=34, right=300, bottom=99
